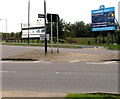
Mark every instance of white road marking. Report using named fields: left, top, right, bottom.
left=86, top=61, right=118, bottom=64
left=69, top=60, right=80, bottom=63
left=0, top=61, right=52, bottom=64
left=56, top=72, right=72, bottom=75
left=0, top=71, right=16, bottom=73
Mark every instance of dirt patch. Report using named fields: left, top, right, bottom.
left=7, top=49, right=119, bottom=62
left=2, top=90, right=66, bottom=97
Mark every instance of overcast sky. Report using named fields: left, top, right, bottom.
left=0, top=0, right=119, bottom=33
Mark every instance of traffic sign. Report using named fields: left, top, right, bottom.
left=38, top=14, right=45, bottom=18
left=47, top=14, right=59, bottom=22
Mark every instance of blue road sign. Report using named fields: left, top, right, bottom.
left=92, top=6, right=116, bottom=31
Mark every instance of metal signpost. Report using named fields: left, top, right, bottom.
left=44, top=0, right=47, bottom=55
left=47, top=14, right=59, bottom=53
left=56, top=15, right=59, bottom=53
left=50, top=14, right=53, bottom=53
left=28, top=0, right=30, bottom=44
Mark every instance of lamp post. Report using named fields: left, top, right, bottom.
left=0, top=19, right=7, bottom=40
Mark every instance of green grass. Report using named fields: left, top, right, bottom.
left=73, top=37, right=95, bottom=45
left=65, top=94, right=119, bottom=99
left=2, top=43, right=82, bottom=49
left=100, top=44, right=120, bottom=50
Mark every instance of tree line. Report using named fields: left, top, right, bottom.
left=1, top=18, right=120, bottom=44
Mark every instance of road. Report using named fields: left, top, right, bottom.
left=2, top=61, right=118, bottom=93
left=1, top=45, right=119, bottom=96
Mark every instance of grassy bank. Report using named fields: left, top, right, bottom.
left=65, top=93, right=119, bottom=99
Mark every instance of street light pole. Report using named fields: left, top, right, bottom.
left=44, top=0, right=47, bottom=54
left=0, top=19, right=7, bottom=40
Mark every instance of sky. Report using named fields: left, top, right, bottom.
left=0, top=0, right=119, bottom=33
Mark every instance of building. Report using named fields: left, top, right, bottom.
left=22, top=20, right=45, bottom=39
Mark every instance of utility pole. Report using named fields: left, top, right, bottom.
left=44, top=0, right=47, bottom=54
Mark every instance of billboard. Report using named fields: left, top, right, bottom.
left=92, top=6, right=116, bottom=31
left=118, top=2, right=120, bottom=26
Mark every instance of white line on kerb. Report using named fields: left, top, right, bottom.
left=0, top=61, right=52, bottom=64
left=86, top=61, right=117, bottom=64
left=69, top=60, right=80, bottom=63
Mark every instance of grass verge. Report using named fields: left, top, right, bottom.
left=2, top=43, right=82, bottom=49
left=99, top=44, right=120, bottom=50
left=65, top=93, right=119, bottom=99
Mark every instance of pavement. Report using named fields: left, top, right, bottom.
left=2, top=45, right=119, bottom=62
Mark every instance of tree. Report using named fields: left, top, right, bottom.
left=47, top=18, right=66, bottom=40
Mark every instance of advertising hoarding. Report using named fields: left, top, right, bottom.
left=92, top=6, right=116, bottom=31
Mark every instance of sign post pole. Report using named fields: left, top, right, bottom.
left=44, top=0, right=47, bottom=55
left=56, top=15, right=59, bottom=53
left=28, top=0, right=30, bottom=44
left=51, top=14, right=53, bottom=53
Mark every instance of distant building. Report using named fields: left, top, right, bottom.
left=22, top=20, right=45, bottom=39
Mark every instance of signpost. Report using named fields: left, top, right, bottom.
left=92, top=6, right=116, bottom=31
left=50, top=14, right=53, bottom=53
left=47, top=13, right=60, bottom=53
left=28, top=0, right=30, bottom=44
left=44, top=0, right=47, bottom=55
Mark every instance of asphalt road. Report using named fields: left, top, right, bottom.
left=2, top=61, right=118, bottom=94
left=1, top=45, right=119, bottom=95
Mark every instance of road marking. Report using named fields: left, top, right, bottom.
left=0, top=71, right=16, bottom=73
left=86, top=61, right=118, bottom=64
left=69, top=60, right=80, bottom=63
left=0, top=61, right=52, bottom=64
left=56, top=72, right=72, bottom=75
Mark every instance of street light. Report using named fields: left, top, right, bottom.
left=0, top=19, right=7, bottom=40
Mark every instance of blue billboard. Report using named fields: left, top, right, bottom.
left=92, top=6, right=116, bottom=31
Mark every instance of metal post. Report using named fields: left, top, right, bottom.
left=28, top=0, right=30, bottom=44
left=44, top=0, right=47, bottom=54
left=51, top=14, right=53, bottom=53
left=21, top=23, right=22, bottom=39
left=56, top=16, right=59, bottom=53
left=5, top=19, right=7, bottom=40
